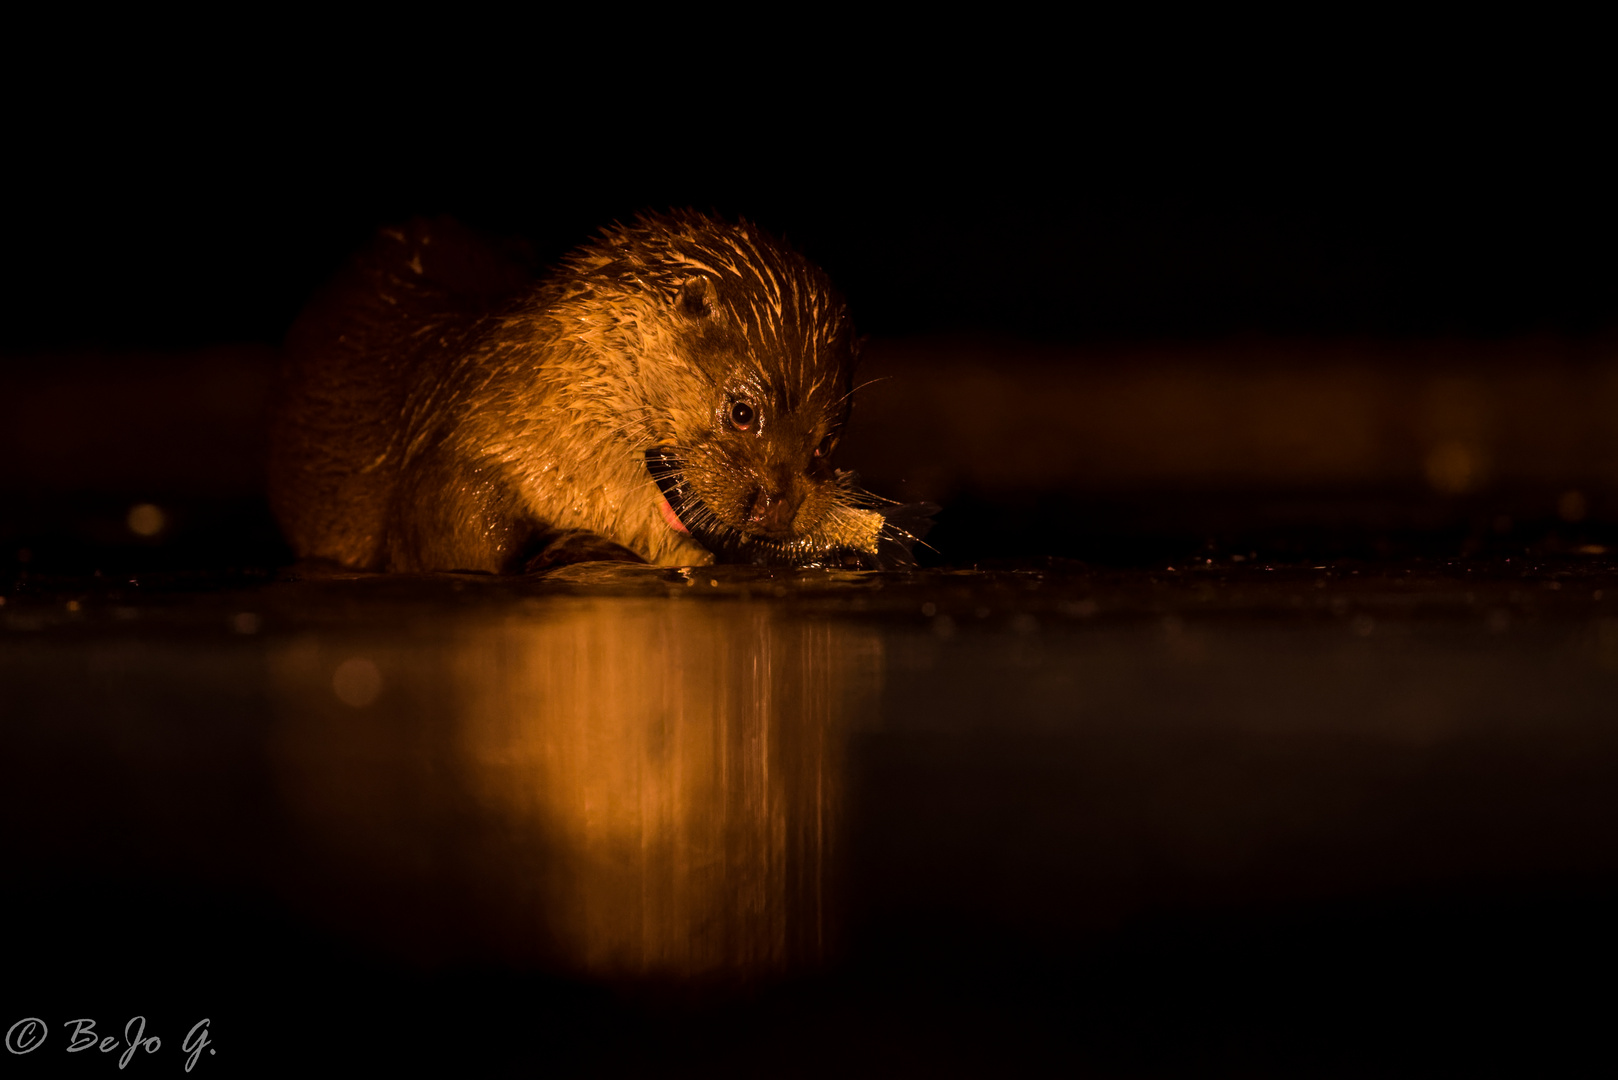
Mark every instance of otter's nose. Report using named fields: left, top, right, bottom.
left=749, top=485, right=805, bottom=537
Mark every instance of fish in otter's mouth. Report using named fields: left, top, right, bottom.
left=644, top=448, right=933, bottom=570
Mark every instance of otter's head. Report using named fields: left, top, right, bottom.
left=567, top=211, right=871, bottom=564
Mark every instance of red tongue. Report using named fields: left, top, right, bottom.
left=658, top=495, right=689, bottom=535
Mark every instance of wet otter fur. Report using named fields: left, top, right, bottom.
left=269, top=211, right=919, bottom=573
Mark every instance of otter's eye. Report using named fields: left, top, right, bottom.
left=729, top=400, right=756, bottom=431
left=814, top=433, right=836, bottom=458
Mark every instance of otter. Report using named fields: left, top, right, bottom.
left=269, top=211, right=924, bottom=573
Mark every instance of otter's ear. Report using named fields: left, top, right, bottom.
left=677, top=274, right=715, bottom=319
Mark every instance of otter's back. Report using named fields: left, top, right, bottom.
left=268, top=219, right=535, bottom=568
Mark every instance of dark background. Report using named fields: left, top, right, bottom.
left=5, top=49, right=1613, bottom=356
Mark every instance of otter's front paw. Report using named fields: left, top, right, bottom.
left=522, top=529, right=647, bottom=573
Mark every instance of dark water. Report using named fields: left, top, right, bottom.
left=4, top=555, right=1618, bottom=1074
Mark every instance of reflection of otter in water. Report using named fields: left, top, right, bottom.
left=270, top=212, right=924, bottom=572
